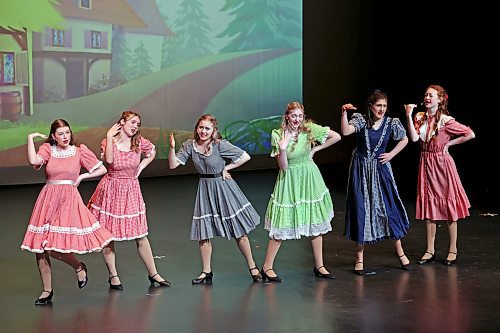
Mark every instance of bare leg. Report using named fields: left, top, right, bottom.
left=103, top=241, right=121, bottom=285
left=311, top=235, right=330, bottom=274
left=447, top=221, right=458, bottom=260
left=235, top=235, right=257, bottom=269
left=421, top=220, right=437, bottom=260
left=136, top=237, right=167, bottom=282
left=262, top=238, right=282, bottom=278
left=195, top=239, right=212, bottom=279
left=355, top=243, right=364, bottom=271
left=48, top=251, right=86, bottom=281
left=394, top=239, right=410, bottom=265
left=36, top=253, right=52, bottom=298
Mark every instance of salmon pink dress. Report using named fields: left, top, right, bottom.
left=21, top=143, right=113, bottom=253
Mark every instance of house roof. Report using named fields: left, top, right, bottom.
left=123, top=0, right=174, bottom=36
left=57, top=0, right=145, bottom=28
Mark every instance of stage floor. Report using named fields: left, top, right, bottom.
left=1, top=169, right=499, bottom=332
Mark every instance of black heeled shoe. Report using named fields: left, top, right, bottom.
left=398, top=254, right=410, bottom=270
left=444, top=251, right=458, bottom=266
left=417, top=251, right=435, bottom=265
left=249, top=266, right=262, bottom=282
left=108, top=275, right=123, bottom=290
left=76, top=262, right=88, bottom=289
left=192, top=271, right=213, bottom=285
left=313, top=266, right=335, bottom=279
left=35, top=290, right=53, bottom=305
left=148, top=273, right=172, bottom=287
left=353, top=261, right=364, bottom=275
left=260, top=268, right=282, bottom=282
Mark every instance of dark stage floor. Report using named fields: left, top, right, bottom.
left=1, top=169, right=499, bottom=333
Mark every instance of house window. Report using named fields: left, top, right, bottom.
left=0, top=52, right=15, bottom=86
left=80, top=0, right=91, bottom=9
left=91, top=31, right=101, bottom=49
left=52, top=29, right=64, bottom=47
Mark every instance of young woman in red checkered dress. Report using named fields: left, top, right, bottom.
left=88, top=111, right=171, bottom=289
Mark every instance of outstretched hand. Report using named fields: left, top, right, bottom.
left=278, top=130, right=293, bottom=151
left=169, top=133, right=176, bottom=149
left=404, top=104, right=418, bottom=117
left=28, top=132, right=47, bottom=140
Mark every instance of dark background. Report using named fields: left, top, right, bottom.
left=302, top=1, right=497, bottom=210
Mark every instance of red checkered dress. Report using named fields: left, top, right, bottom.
left=88, top=137, right=155, bottom=241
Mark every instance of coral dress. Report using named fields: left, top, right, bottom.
left=265, top=122, right=334, bottom=240
left=413, top=112, right=472, bottom=221
left=175, top=139, right=260, bottom=241
left=21, top=143, right=113, bottom=253
left=88, top=137, right=154, bottom=241
left=344, top=114, right=410, bottom=244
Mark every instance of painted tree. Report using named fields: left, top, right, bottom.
left=109, top=26, right=133, bottom=86
left=174, top=0, right=213, bottom=62
left=160, top=16, right=181, bottom=69
left=130, top=41, right=154, bottom=80
left=218, top=0, right=302, bottom=52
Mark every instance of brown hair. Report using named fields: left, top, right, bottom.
left=422, top=85, right=450, bottom=140
left=45, top=119, right=78, bottom=146
left=193, top=114, right=223, bottom=144
left=117, top=110, right=142, bottom=152
left=365, top=90, right=389, bottom=128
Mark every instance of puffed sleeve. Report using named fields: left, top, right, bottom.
left=175, top=139, right=193, bottom=165
left=36, top=143, right=51, bottom=165
left=219, top=139, right=245, bottom=163
left=270, top=128, right=281, bottom=157
left=140, top=137, right=156, bottom=158
left=308, top=122, right=330, bottom=144
left=80, top=144, right=103, bottom=174
left=349, top=113, right=366, bottom=132
left=444, top=119, right=473, bottom=137
left=390, top=118, right=407, bottom=141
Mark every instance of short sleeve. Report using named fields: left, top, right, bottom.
left=270, top=129, right=281, bottom=157
left=175, top=139, right=193, bottom=165
left=219, top=139, right=245, bottom=163
left=444, top=119, right=473, bottom=137
left=80, top=144, right=103, bottom=174
left=140, top=137, right=156, bottom=158
left=36, top=143, right=51, bottom=165
left=349, top=113, right=366, bottom=132
left=99, top=138, right=107, bottom=159
left=390, top=118, right=407, bottom=141
left=308, top=122, right=330, bottom=144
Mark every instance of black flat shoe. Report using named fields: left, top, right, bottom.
left=261, top=268, right=282, bottom=282
left=192, top=271, right=213, bottom=285
left=148, top=273, right=172, bottom=287
left=444, top=251, right=458, bottom=266
left=35, top=290, right=53, bottom=305
left=398, top=254, right=410, bottom=270
left=108, top=275, right=123, bottom=290
left=249, top=266, right=262, bottom=282
left=313, top=266, right=335, bottom=279
left=353, top=261, right=364, bottom=275
left=76, top=262, right=88, bottom=289
left=417, top=251, right=435, bottom=265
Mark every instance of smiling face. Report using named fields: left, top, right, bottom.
left=120, top=115, right=141, bottom=137
left=370, top=98, right=387, bottom=121
left=286, top=108, right=305, bottom=131
left=52, top=126, right=72, bottom=149
left=423, top=87, right=440, bottom=110
left=196, top=120, right=215, bottom=143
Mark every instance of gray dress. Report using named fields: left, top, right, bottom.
left=175, top=139, right=261, bottom=240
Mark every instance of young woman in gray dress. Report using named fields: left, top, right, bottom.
left=168, top=114, right=262, bottom=284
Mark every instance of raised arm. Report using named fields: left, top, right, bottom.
left=340, top=103, right=357, bottom=136
left=275, top=131, right=292, bottom=171
left=27, top=133, right=47, bottom=166
left=168, top=133, right=181, bottom=169
left=105, top=123, right=121, bottom=164
left=404, top=104, right=419, bottom=142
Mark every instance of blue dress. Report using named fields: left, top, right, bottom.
left=344, top=113, right=410, bottom=244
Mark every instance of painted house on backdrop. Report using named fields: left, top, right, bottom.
left=32, top=0, right=173, bottom=103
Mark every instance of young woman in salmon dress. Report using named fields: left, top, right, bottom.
left=21, top=119, right=113, bottom=305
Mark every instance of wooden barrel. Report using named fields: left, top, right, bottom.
left=0, top=91, right=22, bottom=122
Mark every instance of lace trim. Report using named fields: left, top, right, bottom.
left=144, top=145, right=156, bottom=158
left=193, top=202, right=251, bottom=220
left=51, top=145, right=76, bottom=158
left=176, top=156, right=186, bottom=165
left=192, top=141, right=213, bottom=156
left=27, top=221, right=103, bottom=235
left=264, top=213, right=334, bottom=240
left=90, top=204, right=146, bottom=219
left=364, top=117, right=389, bottom=159
left=88, top=161, right=103, bottom=174
left=270, top=188, right=330, bottom=208
left=417, top=114, right=454, bottom=142
left=318, top=126, right=330, bottom=144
